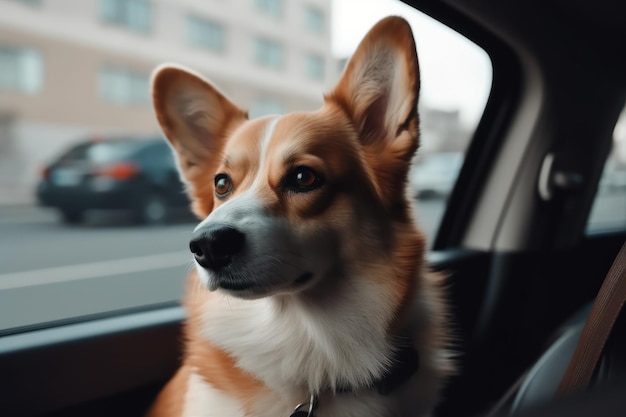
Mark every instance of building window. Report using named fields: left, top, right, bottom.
left=187, top=17, right=225, bottom=53
left=249, top=97, right=285, bottom=119
left=304, top=6, right=324, bottom=35
left=305, top=53, right=324, bottom=80
left=0, top=47, right=43, bottom=94
left=254, top=38, right=284, bottom=69
left=255, top=0, right=282, bottom=18
left=98, top=66, right=149, bottom=106
left=99, top=0, right=152, bottom=34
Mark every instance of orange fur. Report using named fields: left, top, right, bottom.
left=146, top=365, right=189, bottom=417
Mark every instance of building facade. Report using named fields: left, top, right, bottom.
left=0, top=0, right=333, bottom=204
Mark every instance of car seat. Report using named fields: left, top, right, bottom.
left=489, top=304, right=626, bottom=415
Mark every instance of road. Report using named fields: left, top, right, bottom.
left=2, top=189, right=624, bottom=277
left=0, top=207, right=197, bottom=330
left=0, top=208, right=192, bottom=274
left=0, top=200, right=445, bottom=276
left=0, top=192, right=623, bottom=331
left=0, top=201, right=443, bottom=331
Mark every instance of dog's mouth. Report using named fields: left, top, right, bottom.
left=209, top=271, right=315, bottom=297
left=217, top=278, right=257, bottom=292
left=292, top=272, right=313, bottom=287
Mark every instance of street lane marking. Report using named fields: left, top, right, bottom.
left=0, top=251, right=192, bottom=290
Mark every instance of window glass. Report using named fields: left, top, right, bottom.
left=140, top=142, right=176, bottom=168
left=254, top=37, right=284, bottom=69
left=255, top=0, right=283, bottom=18
left=99, top=0, right=151, bottom=33
left=0, top=48, right=20, bottom=89
left=249, top=97, right=285, bottom=118
left=0, top=0, right=491, bottom=332
left=126, top=0, right=151, bottom=33
left=57, top=140, right=143, bottom=163
left=587, top=105, right=626, bottom=233
left=305, top=53, right=325, bottom=80
left=0, top=47, right=43, bottom=94
left=99, top=67, right=149, bottom=106
left=187, top=17, right=225, bottom=52
left=100, top=0, right=119, bottom=22
left=87, top=141, right=143, bottom=163
left=304, top=6, right=325, bottom=34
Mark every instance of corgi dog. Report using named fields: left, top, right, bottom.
left=147, top=16, right=453, bottom=417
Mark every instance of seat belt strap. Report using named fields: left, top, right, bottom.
left=558, top=241, right=626, bottom=395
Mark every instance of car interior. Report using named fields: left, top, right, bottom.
left=1, top=0, right=626, bottom=416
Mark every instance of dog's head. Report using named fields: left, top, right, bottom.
left=152, top=16, right=424, bottom=301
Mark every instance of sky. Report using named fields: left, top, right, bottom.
left=330, top=0, right=493, bottom=127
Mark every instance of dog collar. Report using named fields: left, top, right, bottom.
left=288, top=345, right=419, bottom=417
left=289, top=394, right=318, bottom=417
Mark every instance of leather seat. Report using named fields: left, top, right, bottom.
left=511, top=306, right=590, bottom=413
left=494, top=304, right=626, bottom=415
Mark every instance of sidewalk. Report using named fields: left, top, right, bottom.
left=0, top=203, right=55, bottom=224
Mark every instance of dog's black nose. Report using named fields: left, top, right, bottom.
left=189, top=226, right=246, bottom=271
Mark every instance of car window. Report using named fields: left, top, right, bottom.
left=91, top=141, right=146, bottom=163
left=587, top=104, right=626, bottom=233
left=139, top=142, right=176, bottom=167
left=57, top=140, right=144, bottom=163
left=87, top=142, right=136, bottom=163
left=0, top=0, right=491, bottom=333
left=57, top=142, right=93, bottom=161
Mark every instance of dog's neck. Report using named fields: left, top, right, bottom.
left=195, top=275, right=414, bottom=395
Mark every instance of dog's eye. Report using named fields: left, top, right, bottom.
left=214, top=174, right=233, bottom=198
left=284, top=166, right=323, bottom=193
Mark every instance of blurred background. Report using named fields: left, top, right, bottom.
left=0, top=0, right=488, bottom=223
left=0, top=0, right=623, bottom=331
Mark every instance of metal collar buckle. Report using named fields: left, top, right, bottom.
left=289, top=393, right=318, bottom=417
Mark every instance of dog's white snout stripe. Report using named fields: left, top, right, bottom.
left=261, top=116, right=280, bottom=153
left=250, top=116, right=280, bottom=191
left=194, top=192, right=264, bottom=233
left=194, top=116, right=280, bottom=233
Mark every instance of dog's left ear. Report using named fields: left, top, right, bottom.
left=327, top=16, right=419, bottom=201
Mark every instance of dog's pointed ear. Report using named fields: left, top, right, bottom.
left=151, top=65, right=247, bottom=217
left=327, top=17, right=420, bottom=202
left=328, top=16, right=419, bottom=153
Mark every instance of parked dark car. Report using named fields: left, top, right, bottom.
left=36, top=137, right=191, bottom=224
left=410, top=152, right=464, bottom=198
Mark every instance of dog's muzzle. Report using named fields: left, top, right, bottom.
left=188, top=210, right=328, bottom=297
left=189, top=225, right=246, bottom=271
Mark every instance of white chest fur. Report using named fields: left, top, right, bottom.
left=189, top=277, right=447, bottom=417
left=198, top=280, right=397, bottom=394
left=183, top=370, right=246, bottom=417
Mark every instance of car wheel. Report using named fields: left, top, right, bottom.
left=60, top=209, right=84, bottom=225
left=135, top=194, right=169, bottom=225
